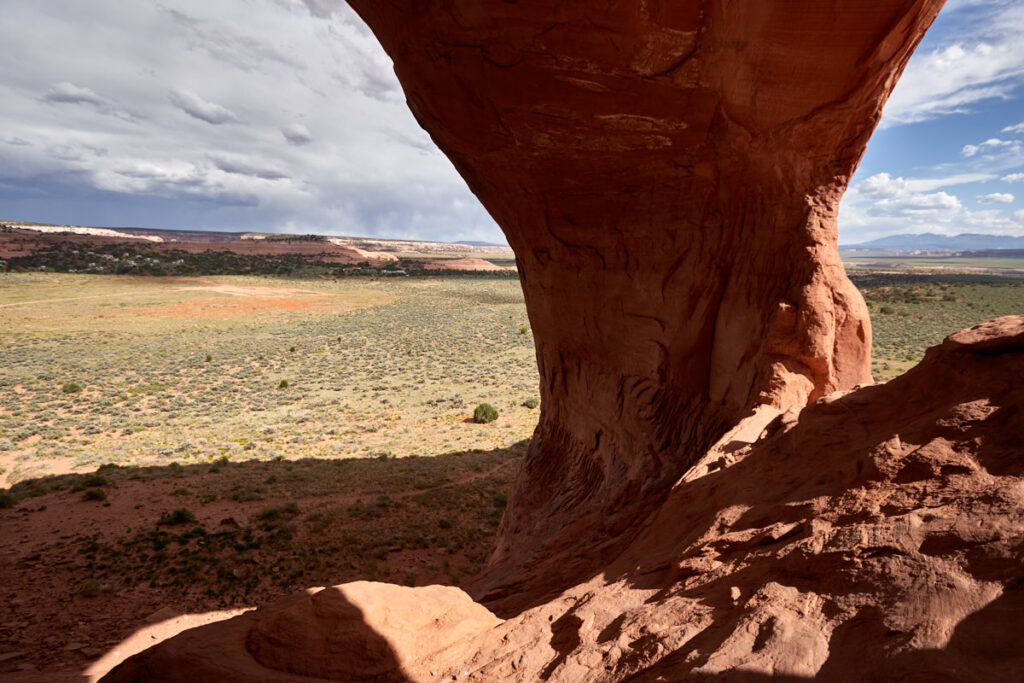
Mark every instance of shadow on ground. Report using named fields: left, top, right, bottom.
left=0, top=441, right=526, bottom=680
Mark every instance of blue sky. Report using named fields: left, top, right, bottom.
left=0, top=0, right=1021, bottom=244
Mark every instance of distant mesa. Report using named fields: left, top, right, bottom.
left=2, top=221, right=164, bottom=242
left=0, top=220, right=513, bottom=272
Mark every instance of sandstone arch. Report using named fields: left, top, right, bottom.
left=345, top=0, right=941, bottom=612
left=101, top=1, right=1024, bottom=680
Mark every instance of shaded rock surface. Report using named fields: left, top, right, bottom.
left=103, top=317, right=1024, bottom=680
left=343, top=0, right=944, bottom=607
left=103, top=583, right=500, bottom=682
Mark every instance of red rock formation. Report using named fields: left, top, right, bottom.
left=103, top=316, right=1024, bottom=681
left=103, top=2, right=1024, bottom=681
left=344, top=0, right=945, bottom=610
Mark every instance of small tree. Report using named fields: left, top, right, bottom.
left=473, top=403, right=498, bottom=424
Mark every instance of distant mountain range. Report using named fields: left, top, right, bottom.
left=842, top=233, right=1024, bottom=251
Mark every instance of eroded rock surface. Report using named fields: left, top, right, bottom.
left=343, top=0, right=944, bottom=606
left=103, top=582, right=500, bottom=682
left=104, top=316, right=1024, bottom=681
left=98, top=2, right=1024, bottom=681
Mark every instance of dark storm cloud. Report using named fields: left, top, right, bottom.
left=41, top=82, right=141, bottom=121
left=281, top=123, right=313, bottom=146
left=0, top=0, right=506, bottom=243
left=42, top=81, right=105, bottom=106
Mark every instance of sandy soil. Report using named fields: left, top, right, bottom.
left=0, top=455, right=89, bottom=489
left=420, top=257, right=514, bottom=272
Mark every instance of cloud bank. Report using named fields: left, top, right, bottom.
left=0, top=0, right=501, bottom=242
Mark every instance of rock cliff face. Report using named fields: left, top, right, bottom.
left=98, top=2, right=1024, bottom=681
left=344, top=0, right=943, bottom=610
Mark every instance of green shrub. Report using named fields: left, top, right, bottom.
left=879, top=306, right=895, bottom=315
left=158, top=508, right=196, bottom=525
left=72, top=474, right=108, bottom=492
left=522, top=397, right=539, bottom=409
left=208, top=455, right=230, bottom=473
left=256, top=506, right=281, bottom=522
left=0, top=493, right=15, bottom=508
left=62, top=382, right=83, bottom=394
left=438, top=518, right=452, bottom=529
left=472, top=403, right=499, bottom=424
left=278, top=380, right=289, bottom=389
left=83, top=489, right=107, bottom=502
left=256, top=502, right=299, bottom=522
left=205, top=354, right=212, bottom=362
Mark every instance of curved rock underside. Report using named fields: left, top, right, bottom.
left=348, top=0, right=943, bottom=606
left=99, top=1, right=1024, bottom=680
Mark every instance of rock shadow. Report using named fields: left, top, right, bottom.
left=100, top=585, right=410, bottom=682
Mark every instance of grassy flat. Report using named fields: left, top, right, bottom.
left=0, top=274, right=539, bottom=485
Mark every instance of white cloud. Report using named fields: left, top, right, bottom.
left=902, top=172, right=997, bottom=192
left=854, top=172, right=993, bottom=199
left=869, top=191, right=962, bottom=219
left=852, top=174, right=964, bottom=222
left=856, top=172, right=905, bottom=199
left=961, top=208, right=1024, bottom=234
left=840, top=171, right=1024, bottom=241
left=977, top=192, right=1014, bottom=204
left=961, top=138, right=1018, bottom=157
left=881, top=2, right=1024, bottom=127
left=842, top=3, right=1024, bottom=243
left=168, top=89, right=239, bottom=125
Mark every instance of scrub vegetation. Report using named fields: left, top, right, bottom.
left=0, top=273, right=536, bottom=485
left=849, top=271, right=1024, bottom=379
left=0, top=267, right=1020, bottom=674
